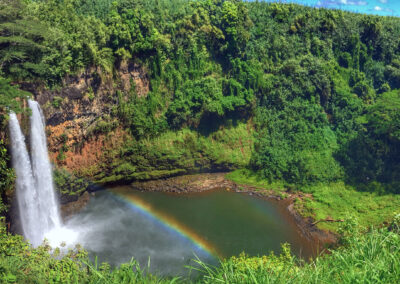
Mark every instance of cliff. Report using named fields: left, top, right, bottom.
left=20, top=62, right=148, bottom=179
left=18, top=62, right=252, bottom=187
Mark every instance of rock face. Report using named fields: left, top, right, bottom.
left=119, top=61, right=149, bottom=97
left=22, top=63, right=149, bottom=176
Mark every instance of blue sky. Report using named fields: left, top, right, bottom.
left=263, top=0, right=400, bottom=17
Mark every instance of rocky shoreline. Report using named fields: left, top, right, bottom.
left=130, top=173, right=236, bottom=193
left=130, top=172, right=338, bottom=247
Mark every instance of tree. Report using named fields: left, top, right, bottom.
left=0, top=0, right=51, bottom=80
left=366, top=91, right=400, bottom=142
left=0, top=139, right=14, bottom=200
left=0, top=76, right=28, bottom=114
left=220, top=0, right=252, bottom=58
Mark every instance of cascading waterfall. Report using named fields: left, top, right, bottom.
left=8, top=112, right=41, bottom=245
left=8, top=100, right=64, bottom=247
left=28, top=100, right=61, bottom=233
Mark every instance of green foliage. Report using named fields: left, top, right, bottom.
left=2, top=0, right=400, bottom=192
left=336, top=90, right=400, bottom=192
left=0, top=0, right=52, bottom=81
left=167, top=76, right=254, bottom=129
left=56, top=140, right=68, bottom=162
left=0, top=0, right=113, bottom=84
left=299, top=182, right=400, bottom=232
left=106, top=0, right=162, bottom=58
left=86, top=115, right=119, bottom=136
left=226, top=169, right=286, bottom=192
left=3, top=0, right=397, bottom=190
left=116, top=90, right=168, bottom=139
left=89, top=122, right=253, bottom=184
left=252, top=99, right=342, bottom=185
left=51, top=96, right=63, bottom=108
left=366, top=90, right=400, bottom=141
left=0, top=140, right=13, bottom=214
left=74, top=0, right=115, bottom=19
left=0, top=77, right=29, bottom=114
left=53, top=168, right=89, bottom=197
left=227, top=170, right=400, bottom=233
left=1, top=2, right=400, bottom=282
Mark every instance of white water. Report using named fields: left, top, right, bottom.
left=8, top=112, right=41, bottom=245
left=9, top=101, right=77, bottom=248
left=28, top=100, right=61, bottom=234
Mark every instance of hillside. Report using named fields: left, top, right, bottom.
left=1, top=0, right=400, bottom=283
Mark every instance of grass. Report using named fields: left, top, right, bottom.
left=226, top=169, right=400, bottom=233
left=143, top=122, right=254, bottom=170
left=226, top=169, right=286, bottom=193
left=298, top=182, right=400, bottom=232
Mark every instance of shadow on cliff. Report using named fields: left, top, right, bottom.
left=334, top=133, right=400, bottom=195
left=195, top=110, right=250, bottom=137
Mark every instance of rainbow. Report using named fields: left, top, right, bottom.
left=110, top=187, right=221, bottom=259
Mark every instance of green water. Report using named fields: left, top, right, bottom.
left=67, top=187, right=316, bottom=276
left=112, top=187, right=316, bottom=259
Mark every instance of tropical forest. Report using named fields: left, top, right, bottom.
left=0, top=0, right=400, bottom=283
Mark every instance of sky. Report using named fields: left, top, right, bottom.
left=263, top=0, right=400, bottom=17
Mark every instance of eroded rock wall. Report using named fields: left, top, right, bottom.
left=22, top=62, right=149, bottom=177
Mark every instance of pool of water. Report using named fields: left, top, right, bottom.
left=63, top=186, right=315, bottom=276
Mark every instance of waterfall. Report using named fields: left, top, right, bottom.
left=8, top=100, right=62, bottom=247
left=28, top=100, right=61, bottom=232
left=8, top=112, right=41, bottom=245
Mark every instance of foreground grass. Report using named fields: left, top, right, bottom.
left=227, top=169, right=400, bottom=232
left=1, top=218, right=399, bottom=283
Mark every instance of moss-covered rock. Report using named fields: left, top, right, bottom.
left=53, top=168, right=90, bottom=204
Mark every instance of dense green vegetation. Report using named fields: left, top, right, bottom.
left=1, top=0, right=400, bottom=282
left=84, top=122, right=253, bottom=183
left=2, top=0, right=400, bottom=191
left=53, top=168, right=90, bottom=198
left=0, top=140, right=13, bottom=214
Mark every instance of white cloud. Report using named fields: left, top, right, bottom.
left=317, top=0, right=368, bottom=7
left=370, top=5, right=394, bottom=14
left=378, top=0, right=388, bottom=4
left=350, top=1, right=367, bottom=5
